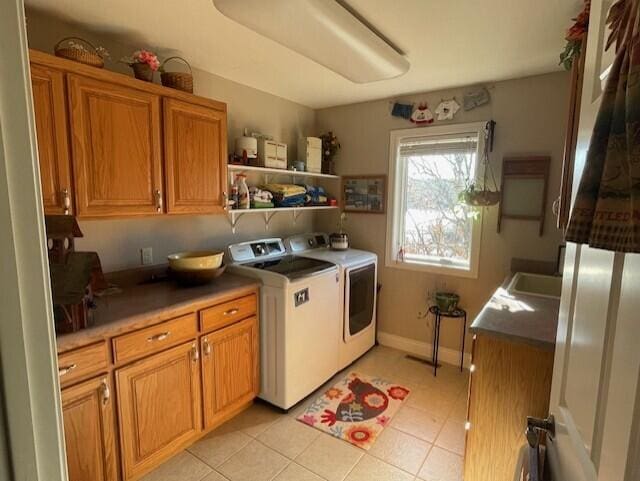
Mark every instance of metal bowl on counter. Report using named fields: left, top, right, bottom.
left=167, top=251, right=225, bottom=286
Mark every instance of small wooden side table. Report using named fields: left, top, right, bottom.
left=410, top=306, right=467, bottom=376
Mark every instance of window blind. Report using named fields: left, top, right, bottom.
left=399, top=133, right=478, bottom=157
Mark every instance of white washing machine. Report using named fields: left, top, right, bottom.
left=286, top=233, right=377, bottom=370
left=226, top=238, right=340, bottom=410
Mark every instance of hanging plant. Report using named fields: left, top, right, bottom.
left=559, top=1, right=591, bottom=70
left=458, top=184, right=501, bottom=207
left=458, top=120, right=500, bottom=208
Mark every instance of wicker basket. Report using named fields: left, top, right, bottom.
left=54, top=37, right=104, bottom=68
left=132, top=63, right=154, bottom=82
left=160, top=57, right=193, bottom=93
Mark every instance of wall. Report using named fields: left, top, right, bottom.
left=316, top=72, right=569, bottom=352
left=25, top=8, right=318, bottom=271
left=25, top=8, right=570, bottom=354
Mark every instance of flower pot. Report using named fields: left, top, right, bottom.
left=132, top=63, right=154, bottom=82
left=329, top=232, right=349, bottom=251
left=435, top=292, right=460, bottom=313
left=322, top=159, right=336, bottom=175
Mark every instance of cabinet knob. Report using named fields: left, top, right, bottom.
left=147, top=331, right=170, bottom=343
left=62, top=188, right=71, bottom=215
left=58, top=363, right=77, bottom=377
left=191, top=344, right=199, bottom=362
left=203, top=338, right=212, bottom=356
left=100, top=378, right=110, bottom=405
left=224, top=308, right=239, bottom=316
left=155, top=189, right=163, bottom=213
left=552, top=196, right=561, bottom=216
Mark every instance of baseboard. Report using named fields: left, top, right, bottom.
left=377, top=331, right=471, bottom=368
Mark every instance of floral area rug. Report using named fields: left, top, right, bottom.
left=296, top=372, right=410, bottom=450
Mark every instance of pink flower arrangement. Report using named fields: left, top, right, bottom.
left=121, top=49, right=160, bottom=71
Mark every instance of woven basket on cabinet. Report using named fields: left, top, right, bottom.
left=54, top=37, right=104, bottom=68
left=160, top=56, right=193, bottom=93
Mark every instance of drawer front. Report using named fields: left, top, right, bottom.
left=264, top=157, right=287, bottom=169
left=200, top=294, right=257, bottom=333
left=58, top=341, right=108, bottom=386
left=263, top=142, right=277, bottom=157
left=113, top=313, right=197, bottom=364
left=276, top=144, right=287, bottom=161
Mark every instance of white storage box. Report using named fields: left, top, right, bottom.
left=255, top=139, right=287, bottom=169
left=299, top=137, right=322, bottom=173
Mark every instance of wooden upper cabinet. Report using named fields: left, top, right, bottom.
left=201, top=316, right=258, bottom=429
left=116, top=341, right=201, bottom=480
left=163, top=98, right=227, bottom=214
left=67, top=74, right=163, bottom=218
left=61, top=375, right=118, bottom=481
left=30, top=63, right=73, bottom=215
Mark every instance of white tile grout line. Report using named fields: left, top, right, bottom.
left=267, top=458, right=293, bottom=481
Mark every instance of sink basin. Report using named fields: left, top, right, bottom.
left=507, top=272, right=562, bottom=299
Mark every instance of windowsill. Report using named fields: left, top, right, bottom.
left=384, top=258, right=478, bottom=279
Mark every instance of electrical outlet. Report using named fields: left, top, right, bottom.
left=141, top=247, right=153, bottom=266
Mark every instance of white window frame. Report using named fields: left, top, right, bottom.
left=385, top=121, right=486, bottom=279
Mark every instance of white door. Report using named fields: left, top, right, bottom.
left=546, top=1, right=640, bottom=480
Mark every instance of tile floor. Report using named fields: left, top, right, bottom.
left=141, top=346, right=469, bottom=481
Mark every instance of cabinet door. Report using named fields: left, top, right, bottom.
left=61, top=375, right=118, bottom=481
left=464, top=335, right=553, bottom=481
left=201, top=316, right=258, bottom=429
left=163, top=98, right=227, bottom=214
left=67, top=74, right=163, bottom=217
left=116, top=341, right=201, bottom=480
left=30, top=63, right=73, bottom=215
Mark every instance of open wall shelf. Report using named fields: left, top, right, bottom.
left=226, top=205, right=338, bottom=233
left=226, top=164, right=340, bottom=233
left=227, top=164, right=340, bottom=181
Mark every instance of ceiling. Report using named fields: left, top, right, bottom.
left=24, top=0, right=581, bottom=109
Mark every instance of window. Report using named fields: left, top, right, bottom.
left=386, top=122, right=485, bottom=278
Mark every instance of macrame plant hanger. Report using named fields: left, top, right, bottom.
left=459, top=120, right=501, bottom=207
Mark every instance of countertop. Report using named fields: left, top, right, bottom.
left=56, top=272, right=260, bottom=352
left=469, top=277, right=560, bottom=351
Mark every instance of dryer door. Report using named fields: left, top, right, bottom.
left=344, top=262, right=376, bottom=341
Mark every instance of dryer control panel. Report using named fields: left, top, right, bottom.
left=228, top=238, right=286, bottom=263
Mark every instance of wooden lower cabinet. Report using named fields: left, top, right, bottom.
left=116, top=341, right=202, bottom=480
left=61, top=375, right=118, bottom=481
left=58, top=290, right=259, bottom=481
left=201, top=316, right=259, bottom=429
left=464, top=334, right=554, bottom=481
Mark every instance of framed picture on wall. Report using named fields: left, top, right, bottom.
left=342, top=175, right=387, bottom=213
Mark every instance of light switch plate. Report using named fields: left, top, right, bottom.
left=141, top=247, right=153, bottom=265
